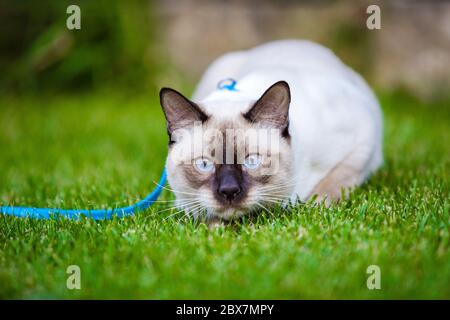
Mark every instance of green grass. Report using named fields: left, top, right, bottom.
left=0, top=90, right=449, bottom=299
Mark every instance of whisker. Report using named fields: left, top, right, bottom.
left=179, top=204, right=205, bottom=221
left=257, top=192, right=290, bottom=198
left=258, top=194, right=290, bottom=199
left=259, top=180, right=297, bottom=187
left=150, top=198, right=190, bottom=203
left=258, top=181, right=296, bottom=189
left=259, top=196, right=286, bottom=201
left=260, top=199, right=287, bottom=205
left=171, top=203, right=205, bottom=222
left=163, top=207, right=190, bottom=221
left=257, top=194, right=291, bottom=200
left=257, top=183, right=297, bottom=192
left=254, top=201, right=273, bottom=216
left=152, top=181, right=200, bottom=196
left=154, top=200, right=201, bottom=215
left=163, top=202, right=205, bottom=221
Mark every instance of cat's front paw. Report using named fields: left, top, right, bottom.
left=312, top=189, right=344, bottom=207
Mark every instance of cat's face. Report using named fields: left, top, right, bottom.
left=160, top=81, right=294, bottom=220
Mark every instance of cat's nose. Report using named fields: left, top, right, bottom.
left=218, top=181, right=241, bottom=201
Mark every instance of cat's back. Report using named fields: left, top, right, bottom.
left=194, top=39, right=374, bottom=104
left=242, top=39, right=347, bottom=74
left=195, top=40, right=327, bottom=101
left=195, top=40, right=381, bottom=140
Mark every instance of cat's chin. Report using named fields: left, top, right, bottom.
left=210, top=207, right=246, bottom=221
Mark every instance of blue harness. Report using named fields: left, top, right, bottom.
left=0, top=79, right=237, bottom=220
left=217, top=78, right=238, bottom=91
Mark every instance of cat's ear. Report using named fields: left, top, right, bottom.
left=160, top=88, right=208, bottom=135
left=243, top=81, right=290, bottom=130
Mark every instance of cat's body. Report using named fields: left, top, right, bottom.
left=160, top=40, right=383, bottom=221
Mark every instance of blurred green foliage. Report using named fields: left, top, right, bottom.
left=0, top=0, right=163, bottom=93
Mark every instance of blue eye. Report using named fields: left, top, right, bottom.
left=243, top=154, right=261, bottom=169
left=194, top=158, right=214, bottom=173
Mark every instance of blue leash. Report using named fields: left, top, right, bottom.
left=0, top=168, right=167, bottom=220
left=0, top=79, right=237, bottom=221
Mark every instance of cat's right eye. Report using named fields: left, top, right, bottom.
left=243, top=154, right=262, bottom=170
left=194, top=158, right=215, bottom=173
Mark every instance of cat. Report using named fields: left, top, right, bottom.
left=159, top=40, right=383, bottom=223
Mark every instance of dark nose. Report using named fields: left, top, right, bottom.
left=218, top=178, right=241, bottom=201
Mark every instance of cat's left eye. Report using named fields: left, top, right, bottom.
left=243, top=154, right=262, bottom=169
left=194, top=158, right=215, bottom=173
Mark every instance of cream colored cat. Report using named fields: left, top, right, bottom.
left=159, top=40, right=383, bottom=222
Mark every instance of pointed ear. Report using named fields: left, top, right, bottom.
left=243, top=81, right=290, bottom=130
left=159, top=88, right=208, bottom=135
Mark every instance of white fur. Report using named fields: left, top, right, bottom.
left=191, top=40, right=383, bottom=202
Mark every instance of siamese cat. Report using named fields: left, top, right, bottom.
left=159, top=40, right=382, bottom=223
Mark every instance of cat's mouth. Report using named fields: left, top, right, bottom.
left=208, top=199, right=263, bottom=220
left=213, top=207, right=247, bottom=220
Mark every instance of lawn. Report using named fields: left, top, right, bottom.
left=0, top=89, right=449, bottom=299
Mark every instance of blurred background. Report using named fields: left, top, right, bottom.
left=1, top=0, right=449, bottom=100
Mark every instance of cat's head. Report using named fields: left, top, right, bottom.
left=159, top=81, right=294, bottom=220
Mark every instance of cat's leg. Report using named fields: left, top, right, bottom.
left=310, top=147, right=373, bottom=206
left=311, top=163, right=361, bottom=206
